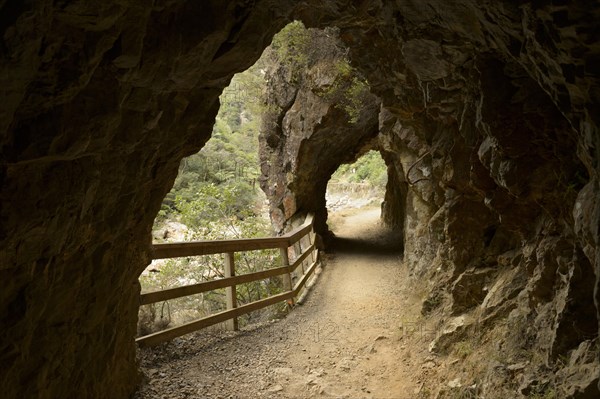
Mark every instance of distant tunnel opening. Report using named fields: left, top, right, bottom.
left=326, top=150, right=387, bottom=219
left=325, top=148, right=405, bottom=253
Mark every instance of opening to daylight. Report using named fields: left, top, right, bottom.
left=326, top=150, right=388, bottom=235
left=136, top=25, right=298, bottom=337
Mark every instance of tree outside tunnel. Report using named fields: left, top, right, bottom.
left=326, top=150, right=387, bottom=224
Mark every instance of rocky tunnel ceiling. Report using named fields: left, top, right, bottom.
left=1, top=1, right=599, bottom=398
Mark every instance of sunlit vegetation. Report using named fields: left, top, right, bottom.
left=332, top=150, right=387, bottom=187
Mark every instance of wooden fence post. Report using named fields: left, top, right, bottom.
left=224, top=252, right=238, bottom=331
left=309, top=227, right=317, bottom=264
left=294, top=240, right=305, bottom=274
left=279, top=246, right=295, bottom=306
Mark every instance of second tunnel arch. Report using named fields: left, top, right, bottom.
left=324, top=147, right=408, bottom=254
left=256, top=23, right=416, bottom=251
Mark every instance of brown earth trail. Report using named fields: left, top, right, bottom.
left=136, top=207, right=431, bottom=399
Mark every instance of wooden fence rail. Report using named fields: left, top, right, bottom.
left=137, top=214, right=320, bottom=347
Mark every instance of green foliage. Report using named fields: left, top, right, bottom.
left=157, top=60, right=266, bottom=222
left=334, top=59, right=353, bottom=77
left=175, top=182, right=256, bottom=235
left=266, top=22, right=371, bottom=124
left=140, top=218, right=285, bottom=330
left=528, top=388, right=556, bottom=399
left=332, top=150, right=387, bottom=187
left=269, top=21, right=311, bottom=79
left=316, top=58, right=371, bottom=124
left=453, top=340, right=474, bottom=359
left=343, top=77, right=370, bottom=124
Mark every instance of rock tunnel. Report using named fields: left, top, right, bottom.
left=1, top=1, right=599, bottom=398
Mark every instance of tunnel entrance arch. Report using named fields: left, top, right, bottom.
left=140, top=62, right=279, bottom=337
left=1, top=2, right=599, bottom=399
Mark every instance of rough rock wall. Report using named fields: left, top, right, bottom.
left=324, top=8, right=600, bottom=366
left=1, top=0, right=599, bottom=398
left=261, top=1, right=600, bottom=396
left=379, top=148, right=407, bottom=233
left=0, top=1, right=291, bottom=398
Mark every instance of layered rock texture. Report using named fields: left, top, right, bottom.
left=0, top=2, right=289, bottom=398
left=259, top=4, right=600, bottom=398
left=1, top=1, right=599, bottom=398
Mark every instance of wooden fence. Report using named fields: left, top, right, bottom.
left=136, top=214, right=319, bottom=347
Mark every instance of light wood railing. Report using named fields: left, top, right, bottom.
left=136, top=214, right=319, bottom=347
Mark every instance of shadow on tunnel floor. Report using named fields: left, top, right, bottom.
left=328, top=232, right=403, bottom=256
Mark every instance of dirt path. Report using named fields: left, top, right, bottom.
left=136, top=207, right=429, bottom=399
